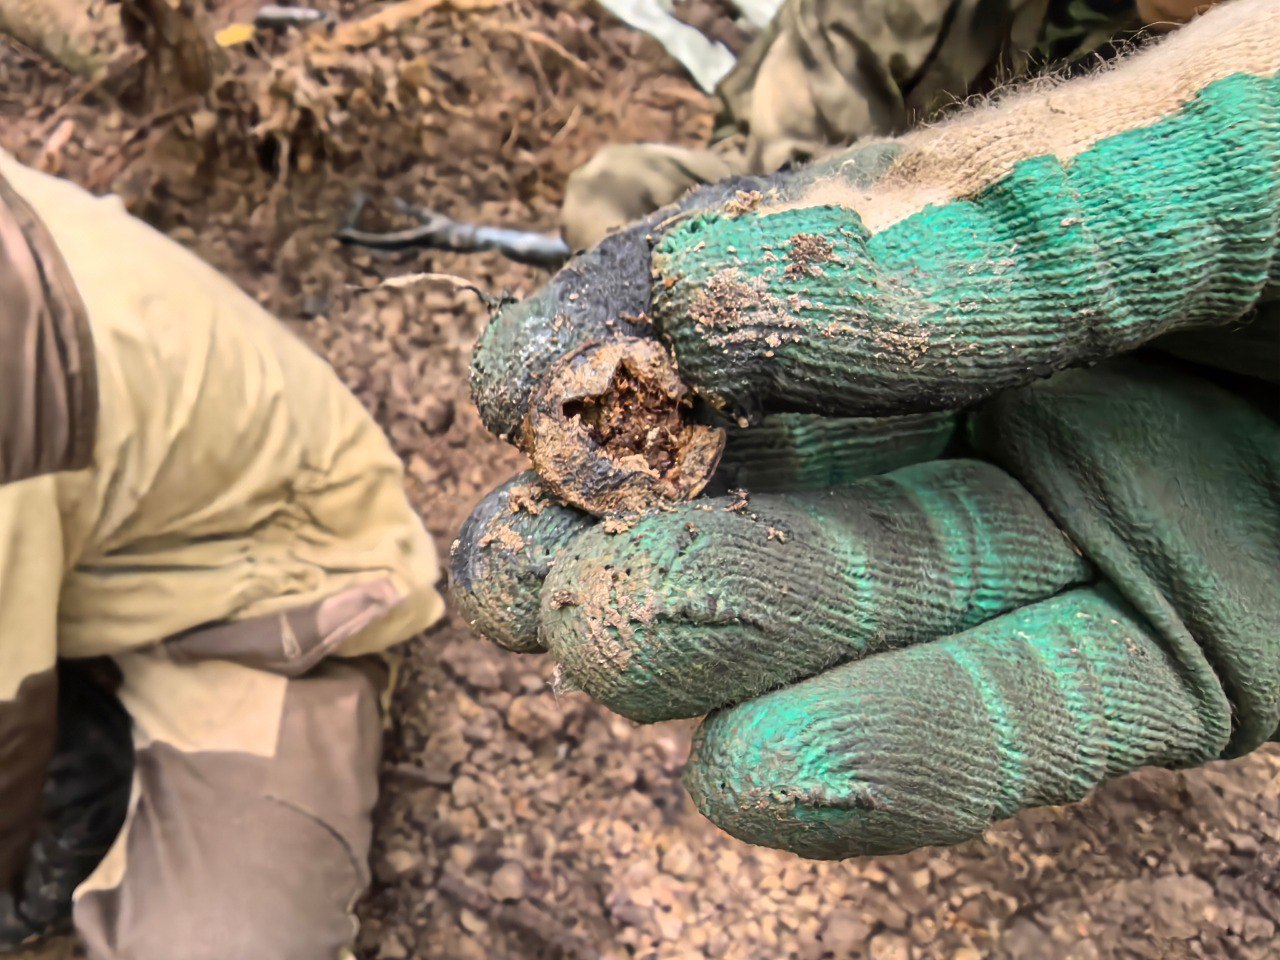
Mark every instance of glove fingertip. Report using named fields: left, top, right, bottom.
left=451, top=473, right=594, bottom=654
left=685, top=588, right=1228, bottom=860
left=684, top=642, right=1001, bottom=860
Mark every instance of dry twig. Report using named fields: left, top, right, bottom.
left=323, top=0, right=510, bottom=50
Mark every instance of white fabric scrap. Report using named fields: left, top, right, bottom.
left=596, top=0, right=737, bottom=93
left=728, top=0, right=786, bottom=29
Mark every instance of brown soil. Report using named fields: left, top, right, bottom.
left=528, top=339, right=725, bottom=516
left=563, top=360, right=684, bottom=476
left=785, top=232, right=836, bottom=279
left=5, top=4, right=1280, bottom=960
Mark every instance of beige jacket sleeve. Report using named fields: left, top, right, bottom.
left=0, top=162, right=100, bottom=892
left=0, top=476, right=62, bottom=891
left=0, top=153, right=444, bottom=666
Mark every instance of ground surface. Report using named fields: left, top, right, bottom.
left=3, top=3, right=1280, bottom=958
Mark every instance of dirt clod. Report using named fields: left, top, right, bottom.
left=723, top=189, right=763, bottom=216
left=524, top=338, right=725, bottom=516
left=489, top=862, right=530, bottom=902
left=785, top=232, right=836, bottom=279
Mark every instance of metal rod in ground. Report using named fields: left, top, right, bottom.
left=336, top=196, right=570, bottom=269
left=254, top=6, right=328, bottom=27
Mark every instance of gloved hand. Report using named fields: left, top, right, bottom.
left=453, top=0, right=1280, bottom=859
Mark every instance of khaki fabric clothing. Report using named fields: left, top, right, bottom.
left=0, top=154, right=444, bottom=957
left=561, top=143, right=750, bottom=253
left=73, top=654, right=384, bottom=960
left=561, top=0, right=1161, bottom=249
left=0, top=174, right=96, bottom=486
left=0, top=155, right=443, bottom=661
left=0, top=164, right=99, bottom=889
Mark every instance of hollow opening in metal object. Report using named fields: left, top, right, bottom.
left=527, top=338, right=726, bottom=516
left=561, top=359, right=687, bottom=479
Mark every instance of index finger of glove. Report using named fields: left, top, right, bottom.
left=470, top=173, right=780, bottom=443
left=652, top=9, right=1278, bottom=421
left=470, top=141, right=905, bottom=444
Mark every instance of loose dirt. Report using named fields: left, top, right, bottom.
left=527, top=339, right=725, bottom=516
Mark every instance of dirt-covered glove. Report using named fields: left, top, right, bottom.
left=453, top=0, right=1280, bottom=859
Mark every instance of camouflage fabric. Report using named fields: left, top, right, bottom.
left=1037, top=0, right=1142, bottom=65
left=562, top=0, right=1200, bottom=248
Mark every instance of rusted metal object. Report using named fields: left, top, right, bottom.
left=524, top=338, right=725, bottom=517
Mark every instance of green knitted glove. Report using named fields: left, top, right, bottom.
left=452, top=409, right=963, bottom=656
left=456, top=2, right=1280, bottom=859
left=686, top=359, right=1278, bottom=856
left=472, top=4, right=1278, bottom=436
left=652, top=76, right=1279, bottom=421
left=459, top=354, right=1280, bottom=858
